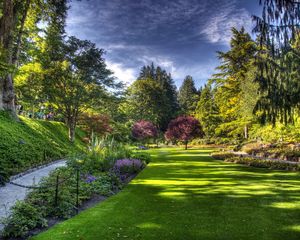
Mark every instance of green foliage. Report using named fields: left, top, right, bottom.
left=225, top=157, right=300, bottom=171
left=0, top=111, right=85, bottom=184
left=178, top=75, right=199, bottom=114
left=195, top=84, right=220, bottom=138
left=212, top=27, right=257, bottom=139
left=1, top=201, right=47, bottom=238
left=121, top=79, right=168, bottom=129
left=211, top=152, right=236, bottom=160
left=68, top=135, right=133, bottom=173
left=1, top=136, right=148, bottom=238
left=130, top=151, right=151, bottom=164
left=132, top=64, right=179, bottom=130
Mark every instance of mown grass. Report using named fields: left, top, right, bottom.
left=32, top=147, right=300, bottom=240
left=0, top=111, right=85, bottom=178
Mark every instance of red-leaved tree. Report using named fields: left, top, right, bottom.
left=132, top=120, right=158, bottom=143
left=165, top=116, right=203, bottom=150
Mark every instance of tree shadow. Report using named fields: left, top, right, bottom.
left=34, top=148, right=300, bottom=240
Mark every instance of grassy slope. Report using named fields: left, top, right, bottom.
left=0, top=112, right=85, bottom=177
left=33, top=147, right=300, bottom=240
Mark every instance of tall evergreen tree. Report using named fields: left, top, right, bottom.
left=253, top=0, right=300, bottom=125
left=178, top=75, right=199, bottom=115
left=212, top=27, right=257, bottom=138
left=121, top=79, right=168, bottom=129
left=137, top=63, right=179, bottom=130
left=195, top=84, right=220, bottom=138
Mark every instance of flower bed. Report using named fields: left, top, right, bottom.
left=225, top=157, right=300, bottom=171
left=1, top=137, right=151, bottom=239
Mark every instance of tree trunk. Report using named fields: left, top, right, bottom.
left=244, top=125, right=248, bottom=139
left=2, top=73, right=15, bottom=112
left=0, top=0, right=15, bottom=114
left=0, top=0, right=30, bottom=115
left=12, top=0, right=31, bottom=66
left=185, top=141, right=188, bottom=150
left=68, top=119, right=76, bottom=143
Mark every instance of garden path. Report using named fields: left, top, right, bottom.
left=0, top=160, right=66, bottom=231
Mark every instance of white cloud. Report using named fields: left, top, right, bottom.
left=106, top=61, right=137, bottom=85
left=138, top=55, right=177, bottom=73
left=200, top=8, right=253, bottom=45
left=172, top=62, right=218, bottom=88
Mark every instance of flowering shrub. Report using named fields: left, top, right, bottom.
left=132, top=120, right=158, bottom=141
left=113, top=159, right=145, bottom=181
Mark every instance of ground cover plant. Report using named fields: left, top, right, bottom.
left=31, top=148, right=300, bottom=240
left=0, top=112, right=85, bottom=185
left=1, top=137, right=150, bottom=239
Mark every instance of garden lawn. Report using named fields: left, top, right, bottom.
left=32, top=147, right=300, bottom=240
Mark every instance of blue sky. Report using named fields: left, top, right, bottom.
left=66, top=0, right=262, bottom=88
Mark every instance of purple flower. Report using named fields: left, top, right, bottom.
left=85, top=174, right=97, bottom=183
left=113, top=159, right=144, bottom=176
left=138, top=146, right=148, bottom=150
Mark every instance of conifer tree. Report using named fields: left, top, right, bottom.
left=178, top=75, right=199, bottom=115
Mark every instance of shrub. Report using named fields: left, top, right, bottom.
left=113, top=159, right=145, bottom=181
left=1, top=201, right=47, bottom=238
left=225, top=157, right=300, bottom=171
left=70, top=136, right=133, bottom=173
left=131, top=151, right=151, bottom=164
left=211, top=152, right=236, bottom=160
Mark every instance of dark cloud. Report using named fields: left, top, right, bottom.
left=66, top=0, right=261, bottom=87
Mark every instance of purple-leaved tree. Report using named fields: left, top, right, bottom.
left=132, top=120, right=158, bottom=143
left=165, top=116, right=204, bottom=150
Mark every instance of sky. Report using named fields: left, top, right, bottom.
left=66, top=0, right=262, bottom=88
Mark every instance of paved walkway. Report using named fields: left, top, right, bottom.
left=0, top=160, right=66, bottom=231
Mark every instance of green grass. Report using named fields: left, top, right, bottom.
left=32, top=147, right=300, bottom=240
left=0, top=111, right=86, bottom=178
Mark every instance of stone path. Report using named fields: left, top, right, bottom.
left=0, top=160, right=66, bottom=231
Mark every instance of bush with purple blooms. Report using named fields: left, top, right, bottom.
left=138, top=145, right=148, bottom=150
left=113, top=159, right=145, bottom=181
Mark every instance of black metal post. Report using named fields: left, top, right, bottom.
left=54, top=174, right=59, bottom=207
left=43, top=149, right=47, bottom=162
left=76, top=168, right=79, bottom=214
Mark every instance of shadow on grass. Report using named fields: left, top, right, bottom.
left=33, top=147, right=300, bottom=240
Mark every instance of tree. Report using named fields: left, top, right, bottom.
left=253, top=0, right=300, bottom=50
left=195, top=84, right=220, bottom=139
left=165, top=116, right=203, bottom=150
left=131, top=120, right=158, bottom=143
left=78, top=113, right=112, bottom=138
left=121, top=79, right=168, bottom=128
left=138, top=64, right=179, bottom=130
left=0, top=0, right=31, bottom=114
left=253, top=0, right=300, bottom=125
left=212, top=27, right=257, bottom=139
left=0, top=0, right=68, bottom=114
left=43, top=36, right=114, bottom=142
left=178, top=75, right=199, bottom=114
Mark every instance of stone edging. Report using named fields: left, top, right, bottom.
left=9, top=159, right=67, bottom=182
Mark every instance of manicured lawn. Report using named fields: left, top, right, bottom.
left=32, top=147, right=300, bottom=240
